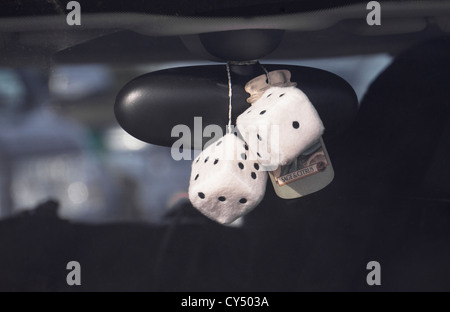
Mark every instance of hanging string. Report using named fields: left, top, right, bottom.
left=260, top=63, right=271, bottom=85
left=226, top=62, right=233, bottom=134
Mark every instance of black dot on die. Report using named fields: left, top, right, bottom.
left=196, top=158, right=199, bottom=163
left=241, top=153, right=247, bottom=160
left=204, top=157, right=209, bottom=163
left=279, top=93, right=285, bottom=97
left=292, top=121, right=300, bottom=129
left=198, top=192, right=205, bottom=199
left=257, top=152, right=261, bottom=158
left=238, top=162, right=244, bottom=170
left=194, top=174, right=199, bottom=180
left=251, top=172, right=257, bottom=179
left=257, top=134, right=262, bottom=141
left=234, top=132, right=238, bottom=136
left=216, top=140, right=222, bottom=146
left=218, top=196, right=226, bottom=202
left=267, top=93, right=272, bottom=98
left=260, top=110, right=266, bottom=115
left=213, top=159, right=219, bottom=165
left=247, top=110, right=252, bottom=114
left=254, top=163, right=259, bottom=170
left=244, top=144, right=248, bottom=150
left=239, top=198, right=247, bottom=204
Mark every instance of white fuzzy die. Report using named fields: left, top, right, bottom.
left=188, top=133, right=267, bottom=224
left=236, top=86, right=324, bottom=168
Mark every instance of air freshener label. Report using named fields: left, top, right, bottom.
left=269, top=137, right=334, bottom=199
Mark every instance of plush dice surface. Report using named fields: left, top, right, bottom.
left=236, top=86, right=324, bottom=168
left=188, top=133, right=267, bottom=224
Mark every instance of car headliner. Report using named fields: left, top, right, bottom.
left=0, top=0, right=449, bottom=66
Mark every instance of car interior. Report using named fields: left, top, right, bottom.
left=0, top=0, right=449, bottom=291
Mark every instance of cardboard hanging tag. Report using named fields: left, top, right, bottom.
left=268, top=137, right=334, bottom=199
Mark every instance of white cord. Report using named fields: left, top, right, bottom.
left=261, top=64, right=271, bottom=85
left=226, top=62, right=233, bottom=134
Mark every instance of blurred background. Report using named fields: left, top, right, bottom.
left=0, top=55, right=391, bottom=224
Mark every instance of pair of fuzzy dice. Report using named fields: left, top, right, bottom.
left=188, top=70, right=324, bottom=225
left=188, top=133, right=267, bottom=224
left=236, top=71, right=325, bottom=169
